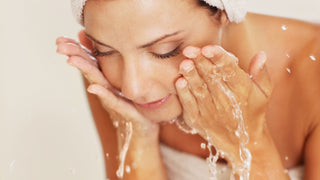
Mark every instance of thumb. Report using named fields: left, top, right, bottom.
left=78, top=30, right=93, bottom=51
left=249, top=51, right=273, bottom=98
left=87, top=84, right=121, bottom=111
left=87, top=84, right=135, bottom=118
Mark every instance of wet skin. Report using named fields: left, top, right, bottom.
left=56, top=0, right=320, bottom=179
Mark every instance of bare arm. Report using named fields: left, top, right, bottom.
left=83, top=76, right=119, bottom=180
left=304, top=123, right=320, bottom=180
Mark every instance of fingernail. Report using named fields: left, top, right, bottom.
left=183, top=46, right=200, bottom=59
left=202, top=47, right=214, bottom=58
left=87, top=87, right=96, bottom=94
left=258, top=51, right=267, bottom=70
left=177, top=78, right=187, bottom=89
left=181, top=61, right=194, bottom=73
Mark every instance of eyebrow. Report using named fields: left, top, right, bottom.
left=85, top=30, right=183, bottom=49
left=85, top=32, right=115, bottom=49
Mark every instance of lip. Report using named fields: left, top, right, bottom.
left=136, top=94, right=172, bottom=110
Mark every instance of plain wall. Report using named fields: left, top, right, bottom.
left=0, top=0, right=319, bottom=180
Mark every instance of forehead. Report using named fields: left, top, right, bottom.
left=84, top=0, right=199, bottom=46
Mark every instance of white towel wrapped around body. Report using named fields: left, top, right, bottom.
left=160, top=143, right=304, bottom=180
left=71, top=0, right=248, bottom=25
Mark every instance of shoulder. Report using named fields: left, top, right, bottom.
left=290, top=24, right=320, bottom=130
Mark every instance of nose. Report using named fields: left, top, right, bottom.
left=120, top=59, right=150, bottom=104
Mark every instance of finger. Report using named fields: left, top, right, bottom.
left=249, top=51, right=272, bottom=98
left=179, top=60, right=211, bottom=99
left=179, top=60, right=217, bottom=116
left=202, top=45, right=238, bottom=67
left=183, top=46, right=214, bottom=82
left=202, top=45, right=250, bottom=98
left=87, top=84, right=122, bottom=112
left=68, top=56, right=109, bottom=87
left=56, top=36, right=78, bottom=45
left=57, top=42, right=98, bottom=66
left=175, top=77, right=199, bottom=125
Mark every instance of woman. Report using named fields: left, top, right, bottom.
left=56, top=0, right=320, bottom=179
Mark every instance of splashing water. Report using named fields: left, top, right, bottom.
left=286, top=68, right=291, bottom=74
left=125, top=165, right=131, bottom=173
left=175, top=117, right=197, bottom=134
left=285, top=156, right=289, bottom=161
left=201, top=143, right=207, bottom=149
left=309, top=55, right=316, bottom=61
left=207, top=142, right=220, bottom=180
left=281, top=25, right=288, bottom=31
left=116, top=122, right=133, bottom=179
left=208, top=73, right=252, bottom=180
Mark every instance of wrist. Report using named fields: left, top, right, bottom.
left=245, top=126, right=290, bottom=179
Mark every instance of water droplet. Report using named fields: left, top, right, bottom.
left=285, top=156, right=289, bottom=161
left=281, top=25, right=288, bottom=31
left=286, top=68, right=291, bottom=74
left=118, top=92, right=125, bottom=97
left=235, top=130, right=240, bottom=138
left=9, top=160, right=16, bottom=174
left=253, top=141, right=258, bottom=145
left=113, top=121, right=119, bottom=128
left=125, top=165, right=131, bottom=173
left=69, top=168, right=76, bottom=175
left=286, top=53, right=290, bottom=58
left=106, top=153, right=109, bottom=158
left=309, top=55, right=316, bottom=61
left=9, top=160, right=16, bottom=168
left=169, top=118, right=177, bottom=124
left=249, top=75, right=253, bottom=79
left=175, top=118, right=197, bottom=134
left=201, top=143, right=206, bottom=149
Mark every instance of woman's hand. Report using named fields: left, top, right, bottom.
left=175, top=45, right=274, bottom=170
left=55, top=31, right=159, bottom=137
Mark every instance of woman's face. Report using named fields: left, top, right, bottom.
left=84, top=0, right=223, bottom=123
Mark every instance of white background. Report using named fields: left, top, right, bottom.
left=0, top=0, right=319, bottom=180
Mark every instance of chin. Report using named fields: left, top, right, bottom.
left=135, top=95, right=182, bottom=123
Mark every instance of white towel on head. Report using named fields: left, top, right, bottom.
left=202, top=0, right=247, bottom=23
left=71, top=0, right=87, bottom=25
left=71, top=0, right=248, bottom=25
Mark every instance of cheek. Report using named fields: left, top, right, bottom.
left=98, top=59, right=123, bottom=89
left=98, top=57, right=181, bottom=93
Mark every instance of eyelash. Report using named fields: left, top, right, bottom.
left=92, top=49, right=114, bottom=57
left=92, top=44, right=182, bottom=59
left=151, top=44, right=182, bottom=59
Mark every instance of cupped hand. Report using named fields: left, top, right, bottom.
left=175, top=45, right=272, bottom=164
left=56, top=31, right=159, bottom=136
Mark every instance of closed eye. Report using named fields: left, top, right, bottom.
left=93, top=49, right=115, bottom=57
left=151, top=43, right=182, bottom=59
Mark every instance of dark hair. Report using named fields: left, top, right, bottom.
left=198, top=0, right=219, bottom=15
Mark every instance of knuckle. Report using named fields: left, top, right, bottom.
left=193, top=82, right=208, bottom=98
